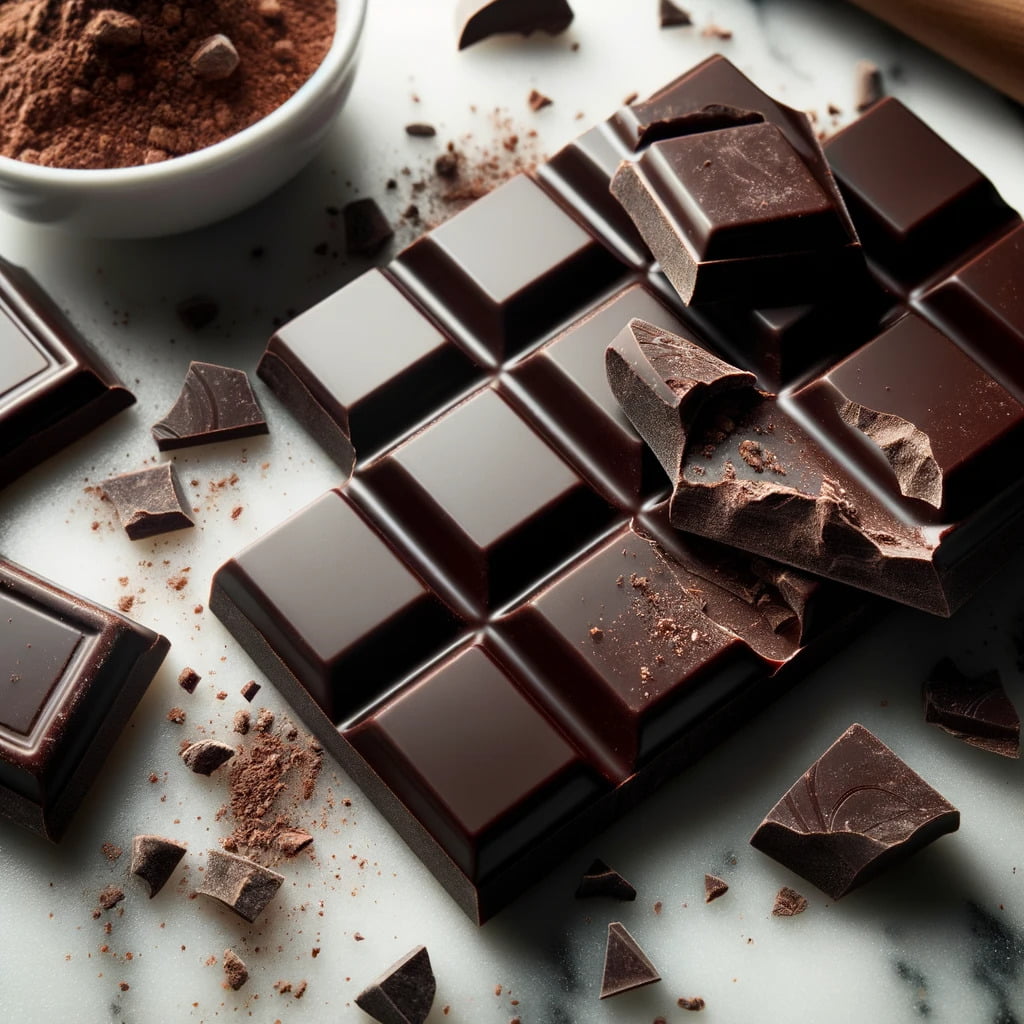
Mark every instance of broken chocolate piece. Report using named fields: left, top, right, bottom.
left=241, top=680, right=261, bottom=702
left=275, top=828, right=314, bottom=857
left=575, top=858, right=637, bottom=901
left=678, top=996, right=706, bottom=1011
left=704, top=873, right=728, bottom=903
left=750, top=724, right=960, bottom=899
left=101, top=463, right=194, bottom=540
left=180, top=739, right=236, bottom=775
left=455, top=0, right=574, bottom=50
left=152, top=362, right=268, bottom=451
left=771, top=886, right=808, bottom=916
left=923, top=659, right=1020, bottom=758
left=223, top=948, right=249, bottom=990
left=178, top=666, right=201, bottom=694
left=600, top=922, right=660, bottom=999
left=355, top=945, right=436, bottom=1024
left=528, top=88, right=552, bottom=111
left=198, top=849, right=284, bottom=922
left=659, top=0, right=692, bottom=28
left=344, top=198, right=394, bottom=257
left=130, top=834, right=187, bottom=897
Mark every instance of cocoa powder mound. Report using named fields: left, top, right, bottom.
left=0, top=0, right=336, bottom=169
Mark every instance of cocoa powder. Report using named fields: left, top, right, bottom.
left=0, top=0, right=336, bottom=169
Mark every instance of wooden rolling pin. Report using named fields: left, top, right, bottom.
left=849, top=0, right=1024, bottom=104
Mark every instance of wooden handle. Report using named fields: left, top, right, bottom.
left=849, top=0, right=1024, bottom=104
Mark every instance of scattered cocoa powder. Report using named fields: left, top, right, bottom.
left=0, top=0, right=336, bottom=168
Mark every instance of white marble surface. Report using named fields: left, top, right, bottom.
left=2, top=1, right=1024, bottom=1021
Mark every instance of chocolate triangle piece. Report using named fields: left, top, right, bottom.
left=750, top=724, right=959, bottom=899
left=924, top=659, right=1020, bottom=758
left=659, top=0, right=692, bottom=28
left=771, top=886, right=808, bottom=916
left=704, top=873, right=728, bottom=903
left=355, top=945, right=436, bottom=1024
left=130, top=834, right=187, bottom=898
left=152, top=361, right=268, bottom=451
left=600, top=922, right=661, bottom=999
left=575, top=858, right=637, bottom=901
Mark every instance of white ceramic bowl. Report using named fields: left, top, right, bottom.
left=0, top=0, right=367, bottom=238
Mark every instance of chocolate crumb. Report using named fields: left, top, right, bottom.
left=771, top=886, right=808, bottom=917
left=704, top=873, right=728, bottom=903
left=117, top=595, right=135, bottom=613
left=527, top=89, right=552, bottom=112
left=241, top=680, right=261, bottom=702
left=701, top=22, right=732, bottom=39
left=276, top=829, right=315, bottom=857
left=589, top=626, right=604, bottom=640
left=233, top=710, right=251, bottom=735
left=180, top=739, right=236, bottom=776
left=97, top=885, right=125, bottom=911
left=223, top=948, right=248, bottom=990
left=166, top=707, right=187, bottom=725
left=405, top=122, right=437, bottom=137
left=678, top=996, right=706, bottom=1011
left=101, top=842, right=123, bottom=862
left=178, top=667, right=201, bottom=694
left=215, top=690, right=228, bottom=701
left=254, top=708, right=275, bottom=733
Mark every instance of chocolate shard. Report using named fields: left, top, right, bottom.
left=223, top=948, right=249, bottom=990
left=198, top=849, right=284, bottom=922
left=455, top=0, right=574, bottom=50
left=101, top=463, right=194, bottom=540
left=659, top=0, right=692, bottom=28
left=611, top=122, right=850, bottom=305
left=180, top=739, right=236, bottom=775
left=130, top=835, right=187, bottom=897
left=924, top=659, right=1020, bottom=758
left=575, top=858, right=637, bottom=901
left=704, top=873, right=728, bottom=903
left=750, top=724, right=960, bottom=899
left=152, top=361, right=268, bottom=451
left=355, top=945, right=436, bottom=1024
left=600, top=922, right=661, bottom=999
left=771, top=886, right=808, bottom=916
left=275, top=828, right=315, bottom=857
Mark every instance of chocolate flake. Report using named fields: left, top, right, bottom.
left=101, top=463, right=194, bottom=540
left=771, top=885, right=808, bottom=916
left=456, top=0, right=574, bottom=50
left=575, top=858, right=637, bottom=901
left=97, top=885, right=125, bottom=911
left=198, top=849, right=284, bottom=923
left=405, top=123, right=437, bottom=138
left=750, top=724, right=960, bottom=899
left=600, top=922, right=661, bottom=999
left=275, top=828, right=314, bottom=857
left=223, top=947, right=249, bottom=990
left=180, top=739, right=236, bottom=776
left=130, top=835, right=187, bottom=898
left=704, top=873, right=728, bottom=903
left=152, top=362, right=268, bottom=451
left=355, top=945, right=436, bottom=1024
left=923, top=659, right=1020, bottom=758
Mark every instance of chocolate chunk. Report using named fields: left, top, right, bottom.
left=343, top=198, right=394, bottom=257
left=223, top=948, right=249, bottom=990
left=923, top=659, right=1020, bottom=758
left=704, top=873, right=728, bottom=903
left=152, top=362, right=269, bottom=451
left=97, top=884, right=125, bottom=911
left=191, top=34, right=240, bottom=81
left=198, top=849, right=284, bottom=922
left=659, top=0, right=692, bottom=27
left=455, top=0, right=574, bottom=50
left=0, top=257, right=134, bottom=492
left=101, top=463, right=194, bottom=541
left=750, top=724, right=960, bottom=899
left=771, top=886, right=808, bottom=916
left=241, top=680, right=261, bottom=702
left=527, top=88, right=552, bottom=111
left=275, top=828, right=314, bottom=857
left=85, top=10, right=142, bottom=48
left=178, top=667, right=201, bottom=694
left=232, top=710, right=251, bottom=735
left=0, top=559, right=169, bottom=840
left=678, top=996, right=706, bottom=1011
left=355, top=945, right=436, bottom=1024
left=600, top=922, right=660, bottom=999
left=575, top=859, right=637, bottom=901
left=130, top=835, right=187, bottom=897
left=405, top=123, right=437, bottom=137
left=180, top=739, right=236, bottom=775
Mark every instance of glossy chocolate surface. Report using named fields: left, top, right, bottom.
left=213, top=57, right=867, bottom=925
left=0, top=559, right=169, bottom=840
left=0, top=257, right=134, bottom=491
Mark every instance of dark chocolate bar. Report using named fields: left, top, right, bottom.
left=212, top=58, right=869, bottom=923
left=0, top=256, right=135, bottom=491
left=0, top=559, right=170, bottom=840
left=607, top=93, right=1024, bottom=614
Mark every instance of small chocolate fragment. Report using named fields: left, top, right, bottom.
left=85, top=10, right=142, bottom=48
left=405, top=123, right=437, bottom=138
left=101, top=463, right=194, bottom=540
left=198, top=849, right=284, bottom=922
left=855, top=59, right=884, bottom=112
left=178, top=667, right=201, bottom=694
left=275, top=828, right=314, bottom=857
left=191, top=34, right=240, bottom=81
left=355, top=945, right=436, bottom=1024
left=600, top=922, right=661, bottom=999
left=456, top=0, right=574, bottom=50
left=241, top=680, right=261, bottom=702
left=659, top=0, right=692, bottom=28
left=704, top=873, right=728, bottom=903
left=771, top=886, right=808, bottom=916
left=180, top=739, right=236, bottom=775
left=152, top=361, right=268, bottom=451
left=575, top=858, right=637, bottom=901
left=343, top=198, right=394, bottom=257
left=223, top=948, right=249, bottom=990
left=130, top=835, right=187, bottom=897
left=923, top=659, right=1020, bottom=758
left=678, top=996, right=706, bottom=1011
left=528, top=88, right=552, bottom=112
left=97, top=884, right=125, bottom=911
left=233, top=710, right=251, bottom=734
left=750, top=724, right=960, bottom=899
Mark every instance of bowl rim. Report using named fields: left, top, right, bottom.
left=0, top=0, right=368, bottom=187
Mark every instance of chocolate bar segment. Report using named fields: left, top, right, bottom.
left=0, top=559, right=169, bottom=840
left=0, top=257, right=134, bottom=491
